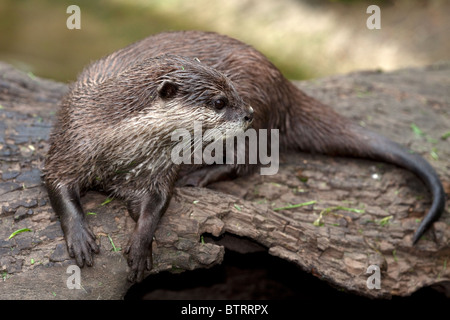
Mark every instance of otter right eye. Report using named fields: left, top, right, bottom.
left=213, top=98, right=227, bottom=110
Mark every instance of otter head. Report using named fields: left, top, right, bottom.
left=153, top=55, right=254, bottom=136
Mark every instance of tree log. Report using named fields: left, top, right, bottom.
left=0, top=61, right=449, bottom=299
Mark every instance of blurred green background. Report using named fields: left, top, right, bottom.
left=0, top=0, right=448, bottom=83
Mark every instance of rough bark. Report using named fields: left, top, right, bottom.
left=0, top=61, right=449, bottom=300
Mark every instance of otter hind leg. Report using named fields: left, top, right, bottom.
left=176, top=165, right=238, bottom=187
left=47, top=183, right=99, bottom=267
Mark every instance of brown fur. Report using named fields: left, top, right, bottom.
left=45, top=54, right=250, bottom=195
left=122, top=31, right=443, bottom=244
left=44, top=53, right=252, bottom=282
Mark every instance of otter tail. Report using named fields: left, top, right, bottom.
left=286, top=93, right=445, bottom=243
left=351, top=126, right=445, bottom=243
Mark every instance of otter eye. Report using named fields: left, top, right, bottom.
left=213, top=98, right=227, bottom=110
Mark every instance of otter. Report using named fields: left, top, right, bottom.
left=44, top=54, right=253, bottom=282
left=45, top=31, right=445, bottom=282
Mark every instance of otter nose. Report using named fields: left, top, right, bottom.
left=244, top=106, right=254, bottom=123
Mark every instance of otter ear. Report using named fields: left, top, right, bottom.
left=158, top=81, right=178, bottom=100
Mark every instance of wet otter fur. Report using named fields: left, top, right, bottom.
left=44, top=54, right=253, bottom=282
left=45, top=30, right=445, bottom=282
left=137, top=31, right=445, bottom=243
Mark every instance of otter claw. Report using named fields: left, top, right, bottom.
left=125, top=237, right=153, bottom=283
left=66, top=226, right=99, bottom=268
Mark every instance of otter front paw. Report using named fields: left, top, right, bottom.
left=66, top=223, right=99, bottom=267
left=124, top=235, right=153, bottom=283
